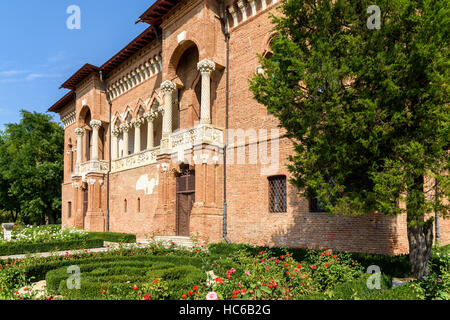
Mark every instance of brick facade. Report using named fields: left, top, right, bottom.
left=49, top=0, right=448, bottom=255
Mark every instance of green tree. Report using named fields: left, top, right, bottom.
left=0, top=110, right=64, bottom=225
left=250, top=0, right=449, bottom=279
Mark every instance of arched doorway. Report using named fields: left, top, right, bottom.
left=176, top=165, right=195, bottom=236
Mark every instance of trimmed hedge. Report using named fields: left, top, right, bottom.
left=46, top=255, right=205, bottom=300
left=0, top=239, right=104, bottom=256
left=87, top=232, right=136, bottom=243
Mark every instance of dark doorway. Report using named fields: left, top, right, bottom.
left=176, top=167, right=195, bottom=236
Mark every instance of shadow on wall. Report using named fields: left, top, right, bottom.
left=268, top=185, right=402, bottom=255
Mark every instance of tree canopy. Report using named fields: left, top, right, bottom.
left=0, top=110, right=64, bottom=225
left=250, top=0, right=449, bottom=278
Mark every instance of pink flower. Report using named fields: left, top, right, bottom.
left=206, top=292, right=219, bottom=300
left=245, top=271, right=251, bottom=276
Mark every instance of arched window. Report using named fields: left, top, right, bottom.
left=68, top=139, right=74, bottom=172
left=68, top=201, right=72, bottom=218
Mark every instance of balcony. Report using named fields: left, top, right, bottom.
left=170, top=124, right=224, bottom=151
left=74, top=160, right=109, bottom=177
left=111, top=147, right=158, bottom=173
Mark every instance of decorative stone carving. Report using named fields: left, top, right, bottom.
left=160, top=80, right=176, bottom=93
left=111, top=148, right=158, bottom=173
left=197, top=59, right=216, bottom=74
left=74, top=128, right=85, bottom=136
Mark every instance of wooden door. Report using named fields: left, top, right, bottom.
left=176, top=168, right=195, bottom=236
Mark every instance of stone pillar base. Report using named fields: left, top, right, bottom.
left=190, top=205, right=223, bottom=243
left=84, top=212, right=105, bottom=232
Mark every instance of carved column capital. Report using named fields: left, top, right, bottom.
left=143, top=111, right=158, bottom=121
left=112, top=127, right=121, bottom=137
left=197, top=59, right=216, bottom=74
left=131, top=118, right=144, bottom=128
left=160, top=80, right=176, bottom=94
left=74, top=128, right=85, bottom=136
left=120, top=123, right=131, bottom=132
left=89, top=120, right=102, bottom=130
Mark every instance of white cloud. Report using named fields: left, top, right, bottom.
left=0, top=70, right=27, bottom=77
left=25, top=73, right=61, bottom=81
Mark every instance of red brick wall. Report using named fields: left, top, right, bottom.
left=57, top=0, right=449, bottom=255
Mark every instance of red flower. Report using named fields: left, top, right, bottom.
left=324, top=263, right=329, bottom=268
left=143, top=294, right=151, bottom=300
left=46, top=296, right=53, bottom=301
left=325, top=252, right=329, bottom=256
left=232, top=294, right=237, bottom=299
left=280, top=255, right=284, bottom=259
left=182, top=294, right=187, bottom=299
left=133, top=285, right=138, bottom=291
left=311, top=265, right=317, bottom=270
left=284, top=263, right=288, bottom=267
left=332, top=254, right=337, bottom=259
left=193, top=285, right=198, bottom=291
left=216, top=277, right=224, bottom=285
left=153, top=279, right=158, bottom=284
left=188, top=291, right=193, bottom=297
left=286, top=271, right=290, bottom=275
left=102, top=290, right=106, bottom=294
left=298, top=264, right=302, bottom=269
left=226, top=274, right=231, bottom=279
left=262, top=283, right=266, bottom=286
left=275, top=259, right=280, bottom=263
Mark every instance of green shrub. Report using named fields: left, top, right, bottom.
left=45, top=255, right=205, bottom=300
left=87, top=232, right=136, bottom=243
left=0, top=239, right=104, bottom=256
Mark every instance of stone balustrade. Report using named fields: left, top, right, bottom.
left=111, top=147, right=158, bottom=173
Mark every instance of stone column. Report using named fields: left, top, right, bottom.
left=132, top=118, right=144, bottom=153
left=228, top=5, right=238, bottom=27
left=248, top=0, right=257, bottom=16
left=197, top=59, right=216, bottom=125
left=144, top=111, right=157, bottom=149
left=90, top=120, right=102, bottom=161
left=74, top=128, right=85, bottom=166
left=261, top=0, right=267, bottom=11
left=121, top=123, right=130, bottom=156
left=161, top=80, right=177, bottom=137
left=237, top=1, right=247, bottom=22
left=111, top=127, right=120, bottom=160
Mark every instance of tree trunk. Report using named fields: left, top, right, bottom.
left=406, top=175, right=433, bottom=279
left=407, top=219, right=433, bottom=279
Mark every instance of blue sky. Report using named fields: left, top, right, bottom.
left=0, top=0, right=156, bottom=129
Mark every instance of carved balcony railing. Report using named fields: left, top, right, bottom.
left=74, top=160, right=109, bottom=177
left=170, top=124, right=224, bottom=151
left=111, top=147, right=158, bottom=173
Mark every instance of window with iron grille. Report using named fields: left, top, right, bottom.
left=310, top=198, right=326, bottom=212
left=268, top=175, right=287, bottom=213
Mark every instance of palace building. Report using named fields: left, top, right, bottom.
left=49, top=0, right=449, bottom=254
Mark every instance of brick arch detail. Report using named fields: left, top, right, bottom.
left=167, top=39, right=201, bottom=80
